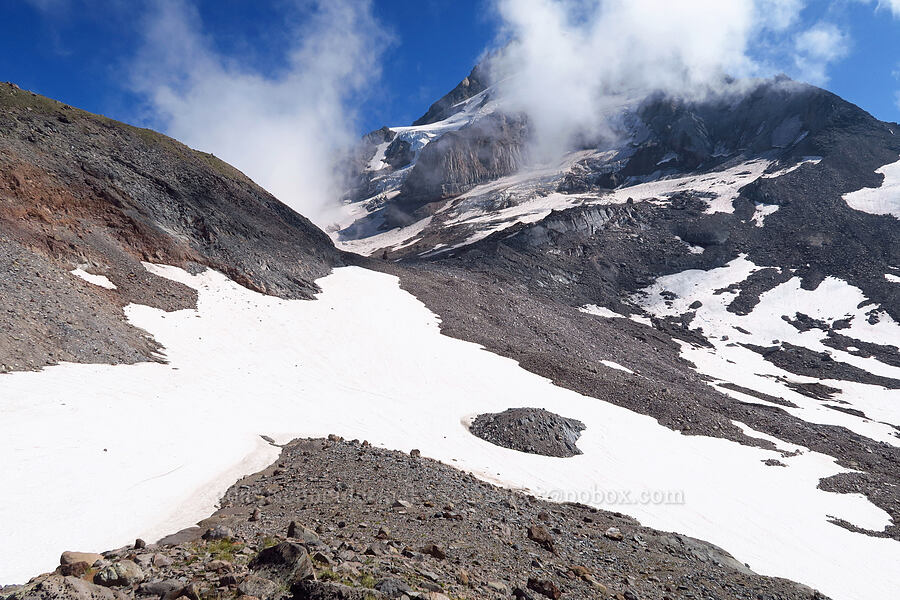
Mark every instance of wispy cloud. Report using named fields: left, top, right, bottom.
left=792, top=22, right=850, bottom=85
left=878, top=0, right=900, bottom=18
left=130, top=0, right=389, bottom=225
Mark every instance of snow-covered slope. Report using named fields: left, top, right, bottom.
left=2, top=263, right=899, bottom=600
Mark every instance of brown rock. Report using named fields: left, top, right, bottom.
left=58, top=561, right=90, bottom=577
left=421, top=544, right=446, bottom=560
left=527, top=577, right=561, bottom=599
left=60, top=552, right=103, bottom=567
left=527, top=524, right=555, bottom=552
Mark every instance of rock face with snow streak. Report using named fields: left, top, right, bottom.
left=0, top=82, right=342, bottom=371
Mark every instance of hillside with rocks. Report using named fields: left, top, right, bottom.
left=0, top=82, right=342, bottom=373
left=2, top=52, right=900, bottom=600
left=1, top=438, right=827, bottom=600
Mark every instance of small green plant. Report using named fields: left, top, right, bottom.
left=206, top=538, right=239, bottom=561
left=359, top=573, right=376, bottom=588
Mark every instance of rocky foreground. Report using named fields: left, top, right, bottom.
left=2, top=437, right=827, bottom=600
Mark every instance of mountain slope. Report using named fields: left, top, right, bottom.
left=335, top=66, right=900, bottom=600
left=0, top=82, right=342, bottom=372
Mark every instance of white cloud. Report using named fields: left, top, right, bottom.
left=488, top=0, right=809, bottom=161
left=130, top=0, right=389, bottom=225
left=878, top=0, right=900, bottom=17
left=792, top=22, right=850, bottom=86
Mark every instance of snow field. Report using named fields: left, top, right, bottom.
left=1, top=264, right=898, bottom=600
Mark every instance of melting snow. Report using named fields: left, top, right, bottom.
left=843, top=155, right=900, bottom=218
left=599, top=360, right=634, bottom=374
left=750, top=202, right=779, bottom=226
left=637, top=256, right=900, bottom=447
left=761, top=156, right=822, bottom=179
left=337, top=217, right=433, bottom=257
left=1, top=265, right=897, bottom=600
left=70, top=268, right=116, bottom=290
left=579, top=304, right=626, bottom=319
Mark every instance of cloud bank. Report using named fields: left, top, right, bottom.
left=131, top=0, right=388, bottom=225
left=487, top=0, right=854, bottom=160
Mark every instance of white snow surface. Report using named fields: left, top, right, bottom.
left=579, top=304, right=625, bottom=319
left=70, top=268, right=116, bottom=290
left=843, top=155, right=900, bottom=218
left=2, top=264, right=899, bottom=600
left=338, top=217, right=433, bottom=256
left=750, top=202, right=779, bottom=226
left=761, top=156, right=822, bottom=179
left=636, top=256, right=900, bottom=447
left=342, top=157, right=779, bottom=257
left=887, top=273, right=900, bottom=283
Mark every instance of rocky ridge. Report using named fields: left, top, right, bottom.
left=0, top=82, right=342, bottom=372
left=2, top=438, right=828, bottom=600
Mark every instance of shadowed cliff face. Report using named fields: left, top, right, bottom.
left=0, top=82, right=342, bottom=372
left=386, top=113, right=530, bottom=226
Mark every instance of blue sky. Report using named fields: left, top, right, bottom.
left=0, top=1, right=497, bottom=133
left=3, top=0, right=898, bottom=135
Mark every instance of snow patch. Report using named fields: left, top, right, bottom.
left=599, top=360, right=634, bottom=374
left=70, top=268, right=116, bottom=290
left=843, top=155, right=900, bottom=218
left=761, top=156, right=822, bottom=179
left=580, top=304, right=626, bottom=319
left=750, top=203, right=779, bottom=226
left=337, top=217, right=432, bottom=257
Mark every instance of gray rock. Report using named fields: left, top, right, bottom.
left=374, top=578, right=413, bottom=597
left=249, top=541, right=314, bottom=586
left=286, top=521, right=321, bottom=546
left=237, top=575, right=279, bottom=598
left=201, top=525, right=233, bottom=541
left=138, top=579, right=182, bottom=596
left=157, top=527, right=205, bottom=546
left=93, top=560, right=143, bottom=587
left=5, top=575, right=128, bottom=600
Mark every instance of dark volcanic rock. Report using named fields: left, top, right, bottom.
left=8, top=438, right=829, bottom=600
left=469, top=407, right=586, bottom=457
left=0, top=83, right=343, bottom=372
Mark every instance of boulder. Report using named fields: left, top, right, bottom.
left=60, top=552, right=103, bottom=567
left=249, top=542, right=314, bottom=586
left=237, top=575, right=279, bottom=599
left=526, top=578, right=561, bottom=599
left=93, top=560, right=143, bottom=587
left=4, top=575, right=128, bottom=600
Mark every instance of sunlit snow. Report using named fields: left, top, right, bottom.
left=843, top=154, right=900, bottom=218
left=1, top=264, right=898, bottom=600
left=70, top=268, right=116, bottom=290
